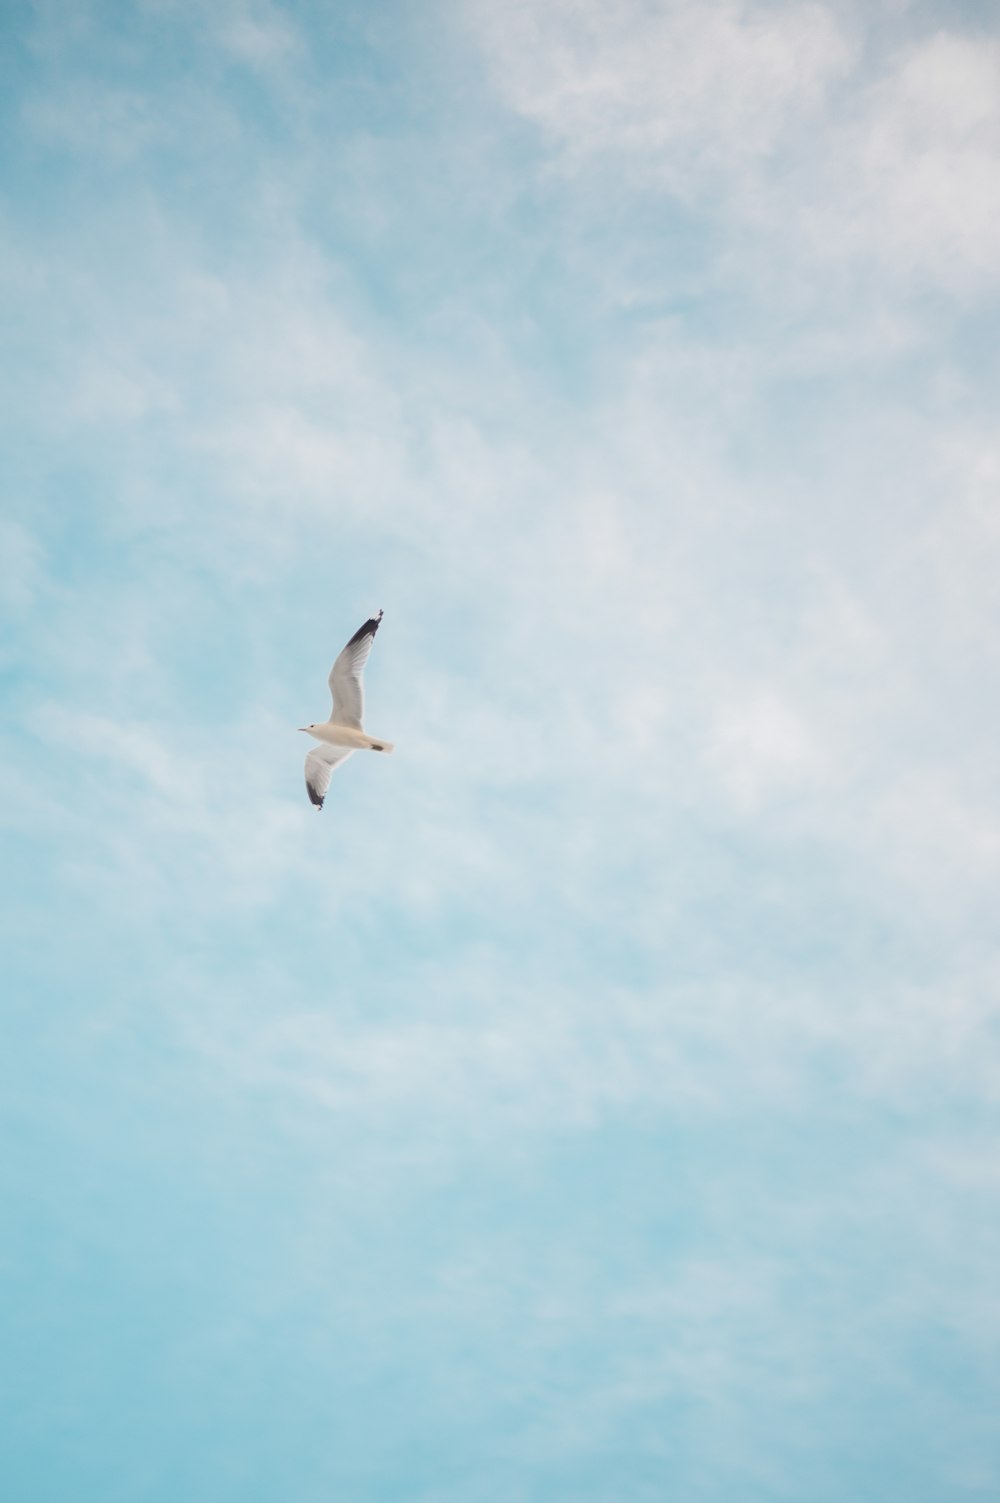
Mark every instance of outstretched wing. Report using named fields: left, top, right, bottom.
left=304, top=745, right=354, bottom=810
left=328, top=609, right=383, bottom=729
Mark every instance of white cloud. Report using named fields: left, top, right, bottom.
left=3, top=7, right=999, bottom=1489
left=4, top=0, right=999, bottom=1155
left=707, top=688, right=827, bottom=812
left=473, top=0, right=853, bottom=190
left=472, top=3, right=1000, bottom=301
left=799, top=31, right=1000, bottom=292
left=217, top=3, right=300, bottom=70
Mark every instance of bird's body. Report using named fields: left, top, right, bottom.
left=300, top=609, right=393, bottom=810
left=303, top=722, right=392, bottom=753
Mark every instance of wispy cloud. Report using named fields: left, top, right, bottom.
left=2, top=2, right=999, bottom=1495
left=471, top=0, right=854, bottom=185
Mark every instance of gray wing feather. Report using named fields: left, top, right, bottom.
left=304, top=745, right=354, bottom=809
left=328, top=609, right=383, bottom=728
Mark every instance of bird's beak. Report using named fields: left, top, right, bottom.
left=297, top=727, right=308, bottom=732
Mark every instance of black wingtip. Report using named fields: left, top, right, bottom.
left=347, top=609, right=383, bottom=647
left=306, top=784, right=325, bottom=810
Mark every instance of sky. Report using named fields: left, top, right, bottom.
left=2, top=0, right=1000, bottom=1498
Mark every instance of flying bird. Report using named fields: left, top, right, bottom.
left=299, top=609, right=394, bottom=810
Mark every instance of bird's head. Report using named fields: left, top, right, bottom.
left=298, top=724, right=318, bottom=733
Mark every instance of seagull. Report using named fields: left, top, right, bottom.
left=299, top=609, right=394, bottom=810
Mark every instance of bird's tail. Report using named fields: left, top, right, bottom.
left=365, top=736, right=394, bottom=753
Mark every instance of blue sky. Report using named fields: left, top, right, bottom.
left=2, top=0, right=1000, bottom=1498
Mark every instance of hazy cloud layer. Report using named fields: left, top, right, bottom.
left=2, top=1, right=999, bottom=1498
